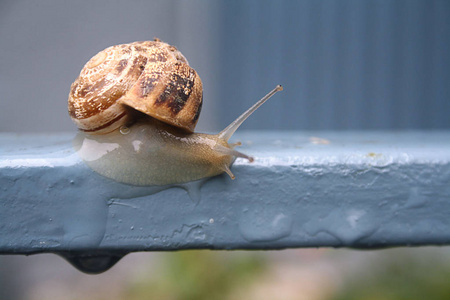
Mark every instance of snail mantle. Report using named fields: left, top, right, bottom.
left=1, top=131, right=450, bottom=274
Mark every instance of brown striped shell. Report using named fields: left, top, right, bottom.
left=68, top=39, right=203, bottom=134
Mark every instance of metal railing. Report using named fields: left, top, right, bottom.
left=1, top=131, right=450, bottom=273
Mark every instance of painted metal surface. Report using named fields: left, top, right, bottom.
left=1, top=131, right=450, bottom=272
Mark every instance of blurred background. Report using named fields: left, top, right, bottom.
left=1, top=0, right=449, bottom=133
left=1, top=0, right=450, bottom=299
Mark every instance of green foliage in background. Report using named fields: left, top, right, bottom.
left=125, top=250, right=266, bottom=300
left=331, top=248, right=450, bottom=300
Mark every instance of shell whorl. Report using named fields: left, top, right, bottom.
left=68, top=40, right=203, bottom=134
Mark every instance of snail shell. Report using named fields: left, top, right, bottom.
left=68, top=39, right=282, bottom=186
left=68, top=39, right=203, bottom=134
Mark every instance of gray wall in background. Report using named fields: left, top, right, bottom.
left=0, top=0, right=449, bottom=133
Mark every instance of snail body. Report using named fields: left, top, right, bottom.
left=74, top=117, right=235, bottom=186
left=69, top=39, right=282, bottom=186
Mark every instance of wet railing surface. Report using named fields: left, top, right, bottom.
left=1, top=131, right=450, bottom=273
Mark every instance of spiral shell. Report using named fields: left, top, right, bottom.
left=68, top=39, right=203, bottom=134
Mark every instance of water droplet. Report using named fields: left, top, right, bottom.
left=239, top=211, right=293, bottom=242
left=303, top=208, right=376, bottom=245
left=60, top=253, right=126, bottom=274
left=119, top=126, right=130, bottom=135
left=186, top=226, right=206, bottom=241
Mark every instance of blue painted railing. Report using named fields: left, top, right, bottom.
left=1, top=131, right=450, bottom=273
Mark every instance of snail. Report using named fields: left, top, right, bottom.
left=68, top=39, right=282, bottom=186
